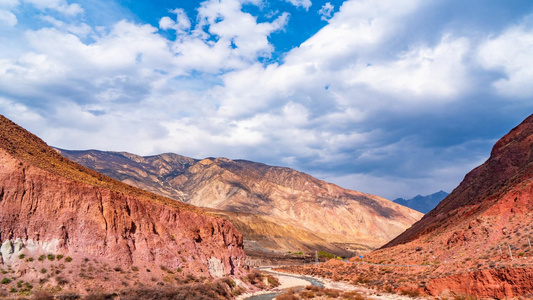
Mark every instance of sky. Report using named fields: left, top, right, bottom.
left=1, top=0, right=533, bottom=200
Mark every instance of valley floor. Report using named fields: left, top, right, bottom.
left=239, top=267, right=420, bottom=300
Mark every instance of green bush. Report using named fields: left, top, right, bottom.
left=56, top=254, right=64, bottom=260
left=38, top=255, right=46, bottom=261
left=65, top=256, right=73, bottom=262
left=18, top=254, right=25, bottom=259
left=317, top=251, right=335, bottom=260
left=47, top=254, right=56, bottom=261
left=1, top=278, right=11, bottom=284
left=40, top=268, right=47, bottom=274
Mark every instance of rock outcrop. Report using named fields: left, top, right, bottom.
left=279, top=114, right=533, bottom=299
left=366, top=114, right=533, bottom=299
left=0, top=115, right=245, bottom=294
left=426, top=268, right=533, bottom=299
left=58, top=149, right=423, bottom=256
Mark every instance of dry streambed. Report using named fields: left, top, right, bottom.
left=238, top=268, right=418, bottom=300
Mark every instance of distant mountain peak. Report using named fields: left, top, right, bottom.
left=393, top=190, right=449, bottom=213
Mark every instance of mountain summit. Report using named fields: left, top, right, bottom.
left=393, top=190, right=449, bottom=213
left=59, top=149, right=423, bottom=257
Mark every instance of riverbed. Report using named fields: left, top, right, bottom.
left=238, top=268, right=420, bottom=300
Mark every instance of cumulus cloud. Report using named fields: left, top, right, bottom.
left=318, top=2, right=334, bottom=21
left=2, top=0, right=533, bottom=200
left=285, top=0, right=312, bottom=11
left=159, top=8, right=191, bottom=33
left=0, top=9, right=17, bottom=26
left=350, top=36, right=471, bottom=99
left=477, top=22, right=533, bottom=98
left=40, top=15, right=92, bottom=37
left=24, top=0, right=83, bottom=15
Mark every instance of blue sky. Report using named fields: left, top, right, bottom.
left=1, top=0, right=533, bottom=200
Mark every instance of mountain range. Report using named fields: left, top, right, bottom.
left=393, top=190, right=449, bottom=213
left=57, top=149, right=423, bottom=258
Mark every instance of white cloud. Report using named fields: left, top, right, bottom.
left=0, top=0, right=19, bottom=9
left=0, top=21, right=185, bottom=103
left=159, top=8, right=191, bottom=33
left=477, top=23, right=533, bottom=98
left=318, top=2, right=334, bottom=21
left=350, top=36, right=471, bottom=99
left=164, top=0, right=289, bottom=72
left=40, top=15, right=92, bottom=37
left=3, top=0, right=532, bottom=201
left=285, top=0, right=312, bottom=11
left=24, top=0, right=83, bottom=15
left=0, top=9, right=16, bottom=26
left=285, top=0, right=423, bottom=69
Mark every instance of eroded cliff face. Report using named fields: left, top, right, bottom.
left=0, top=148, right=244, bottom=273
left=426, top=268, right=533, bottom=299
left=280, top=115, right=533, bottom=299
left=364, top=114, right=533, bottom=299
left=0, top=115, right=246, bottom=294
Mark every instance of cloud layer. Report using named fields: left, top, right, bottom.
left=1, top=0, right=533, bottom=199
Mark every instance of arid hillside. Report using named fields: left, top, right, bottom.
left=0, top=115, right=247, bottom=297
left=281, top=114, right=533, bottom=299
left=59, top=149, right=423, bottom=256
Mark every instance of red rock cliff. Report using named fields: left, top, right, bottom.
left=0, top=115, right=245, bottom=293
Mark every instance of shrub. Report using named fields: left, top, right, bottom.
left=400, top=287, right=420, bottom=297
left=32, top=291, right=54, bottom=300
left=18, top=254, right=25, bottom=259
left=266, top=275, right=280, bottom=287
left=277, top=289, right=299, bottom=300
left=57, top=254, right=64, bottom=260
left=324, top=288, right=341, bottom=297
left=65, top=256, right=73, bottom=262
left=47, top=254, right=56, bottom=261
left=342, top=291, right=366, bottom=300
left=38, top=255, right=46, bottom=261
left=1, top=278, right=11, bottom=284
left=40, top=268, right=47, bottom=274
left=26, top=257, right=34, bottom=262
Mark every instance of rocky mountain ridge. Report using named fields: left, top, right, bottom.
left=0, top=115, right=246, bottom=296
left=393, top=190, right=449, bottom=213
left=279, top=114, right=533, bottom=299
left=58, top=149, right=423, bottom=256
